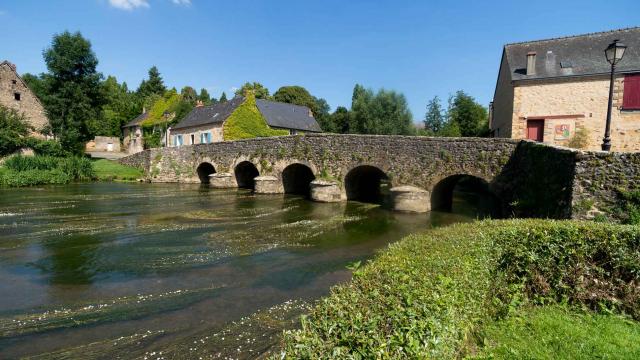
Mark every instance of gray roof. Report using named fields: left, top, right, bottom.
left=171, top=97, right=322, bottom=132
left=123, top=112, right=148, bottom=128
left=505, top=27, right=640, bottom=81
left=256, top=99, right=322, bottom=132
left=171, top=97, right=244, bottom=130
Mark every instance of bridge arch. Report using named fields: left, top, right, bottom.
left=282, top=163, right=316, bottom=197
left=345, top=165, right=390, bottom=204
left=196, top=162, right=216, bottom=184
left=234, top=161, right=259, bottom=190
left=431, top=174, right=501, bottom=218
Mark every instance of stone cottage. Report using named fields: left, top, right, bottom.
left=490, top=27, right=640, bottom=151
left=0, top=60, right=49, bottom=136
left=169, top=97, right=322, bottom=146
left=122, top=112, right=147, bottom=154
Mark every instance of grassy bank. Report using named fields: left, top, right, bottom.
left=0, top=156, right=142, bottom=187
left=279, top=220, right=640, bottom=358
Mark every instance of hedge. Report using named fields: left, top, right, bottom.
left=223, top=92, right=289, bottom=140
left=278, top=220, right=640, bottom=359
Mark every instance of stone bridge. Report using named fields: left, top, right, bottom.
left=120, top=134, right=640, bottom=219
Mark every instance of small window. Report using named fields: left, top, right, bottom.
left=11, top=80, right=17, bottom=85
left=14, top=93, right=21, bottom=101
left=623, top=74, right=640, bottom=110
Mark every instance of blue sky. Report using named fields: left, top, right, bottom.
left=0, top=0, right=637, bottom=121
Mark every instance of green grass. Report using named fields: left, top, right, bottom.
left=279, top=220, right=640, bottom=359
left=472, top=305, right=640, bottom=359
left=92, top=159, right=143, bottom=182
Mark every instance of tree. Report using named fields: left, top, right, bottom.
left=273, top=86, right=332, bottom=131
left=0, top=105, right=32, bottom=156
left=198, top=88, right=212, bottom=105
left=349, top=84, right=413, bottom=135
left=43, top=31, right=104, bottom=153
left=235, top=82, right=270, bottom=99
left=137, top=66, right=166, bottom=99
left=180, top=86, right=197, bottom=104
left=219, top=92, right=228, bottom=103
left=424, top=96, right=444, bottom=135
left=330, top=106, right=350, bottom=134
left=446, top=91, right=488, bottom=137
left=97, top=76, right=141, bottom=137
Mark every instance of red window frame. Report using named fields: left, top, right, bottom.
left=623, top=73, right=640, bottom=110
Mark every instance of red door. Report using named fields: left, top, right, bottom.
left=526, top=120, right=544, bottom=142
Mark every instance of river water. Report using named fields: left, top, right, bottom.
left=0, top=183, right=476, bottom=359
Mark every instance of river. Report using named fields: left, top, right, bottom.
left=0, top=183, right=479, bottom=359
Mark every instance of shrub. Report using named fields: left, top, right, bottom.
left=568, top=128, right=589, bottom=149
left=0, top=169, right=71, bottom=187
left=0, top=105, right=33, bottom=156
left=1, top=155, right=95, bottom=186
left=279, top=220, right=640, bottom=358
left=27, top=139, right=68, bottom=157
left=223, top=92, right=289, bottom=140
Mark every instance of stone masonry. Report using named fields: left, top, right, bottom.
left=0, top=61, right=49, bottom=135
left=118, top=134, right=630, bottom=219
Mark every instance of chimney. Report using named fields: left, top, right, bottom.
left=526, top=52, right=537, bottom=76
left=196, top=100, right=204, bottom=107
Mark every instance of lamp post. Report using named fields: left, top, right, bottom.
left=601, top=39, right=627, bottom=151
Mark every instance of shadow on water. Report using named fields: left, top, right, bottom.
left=0, top=183, right=493, bottom=358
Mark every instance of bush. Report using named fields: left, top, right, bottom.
left=279, top=220, right=640, bottom=358
left=27, top=138, right=68, bottom=157
left=1, top=155, right=95, bottom=186
left=0, top=105, right=32, bottom=156
left=223, top=92, right=289, bottom=140
left=568, top=128, right=589, bottom=149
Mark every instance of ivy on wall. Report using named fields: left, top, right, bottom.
left=223, top=92, right=289, bottom=141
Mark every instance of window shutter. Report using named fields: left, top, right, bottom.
left=623, top=74, right=640, bottom=110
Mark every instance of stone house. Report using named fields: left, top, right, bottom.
left=490, top=28, right=640, bottom=152
left=169, top=97, right=322, bottom=146
left=122, top=112, right=147, bottom=154
left=0, top=60, right=50, bottom=136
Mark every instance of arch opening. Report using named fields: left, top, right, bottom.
left=196, top=162, right=216, bottom=184
left=345, top=165, right=390, bottom=205
left=282, top=164, right=315, bottom=197
left=431, top=175, right=501, bottom=218
left=234, top=161, right=259, bottom=190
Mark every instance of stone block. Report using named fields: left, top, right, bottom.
left=254, top=176, right=283, bottom=194
left=209, top=173, right=237, bottom=188
left=390, top=185, right=430, bottom=213
left=310, top=180, right=345, bottom=203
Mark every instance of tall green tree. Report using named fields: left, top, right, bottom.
left=137, top=66, right=166, bottom=99
left=235, top=82, right=270, bottom=99
left=180, top=86, right=197, bottom=104
left=424, top=96, right=444, bottom=135
left=97, top=76, right=140, bottom=137
left=273, top=86, right=331, bottom=131
left=330, top=106, right=350, bottom=134
left=349, top=84, right=413, bottom=135
left=219, top=92, right=228, bottom=103
left=446, top=91, right=488, bottom=137
left=198, top=88, right=212, bottom=105
left=43, top=31, right=104, bottom=153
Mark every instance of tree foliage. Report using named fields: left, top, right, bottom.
left=219, top=92, right=228, bottom=103
left=273, top=86, right=332, bottom=131
left=446, top=91, right=488, bottom=137
left=349, top=84, right=413, bottom=135
left=223, top=92, right=288, bottom=140
left=96, top=76, right=140, bottom=137
left=235, top=82, right=270, bottom=99
left=42, top=31, right=104, bottom=154
left=198, top=88, right=212, bottom=105
left=424, top=96, right=444, bottom=135
left=180, top=86, right=198, bottom=105
left=137, top=66, right=166, bottom=98
left=0, top=105, right=32, bottom=156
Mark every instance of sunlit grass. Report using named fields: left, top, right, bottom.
left=91, top=159, right=143, bottom=181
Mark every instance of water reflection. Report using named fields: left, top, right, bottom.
left=0, top=183, right=479, bottom=358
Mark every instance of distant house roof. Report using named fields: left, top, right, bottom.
left=504, top=27, right=640, bottom=82
left=123, top=112, right=149, bottom=128
left=171, top=97, right=244, bottom=130
left=256, top=99, right=322, bottom=132
left=171, top=97, right=322, bottom=132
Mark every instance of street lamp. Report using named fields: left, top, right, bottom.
left=601, top=39, right=627, bottom=151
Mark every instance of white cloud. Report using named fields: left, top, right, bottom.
left=171, top=0, right=191, bottom=5
left=108, top=0, right=150, bottom=11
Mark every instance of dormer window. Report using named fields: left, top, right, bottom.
left=14, top=93, right=21, bottom=101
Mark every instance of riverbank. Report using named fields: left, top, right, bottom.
left=279, top=220, right=640, bottom=358
left=0, top=155, right=142, bottom=186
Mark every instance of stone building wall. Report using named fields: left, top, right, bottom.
left=170, top=123, right=224, bottom=146
left=511, top=76, right=640, bottom=152
left=0, top=61, right=49, bottom=135
left=490, top=53, right=515, bottom=138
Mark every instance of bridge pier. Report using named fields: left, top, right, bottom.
left=209, top=173, right=237, bottom=188
left=254, top=176, right=284, bottom=194
left=390, top=186, right=430, bottom=213
left=310, top=180, right=345, bottom=203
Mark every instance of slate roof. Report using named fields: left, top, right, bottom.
left=171, top=97, right=245, bottom=130
left=256, top=99, right=322, bottom=132
left=171, top=97, right=322, bottom=132
left=123, top=112, right=149, bottom=128
left=504, top=27, right=640, bottom=81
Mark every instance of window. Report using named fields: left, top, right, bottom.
left=190, top=134, right=195, bottom=145
left=175, top=135, right=183, bottom=146
left=623, top=74, right=640, bottom=110
left=200, top=132, right=211, bottom=144
left=14, top=93, right=21, bottom=101
left=11, top=80, right=17, bottom=85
